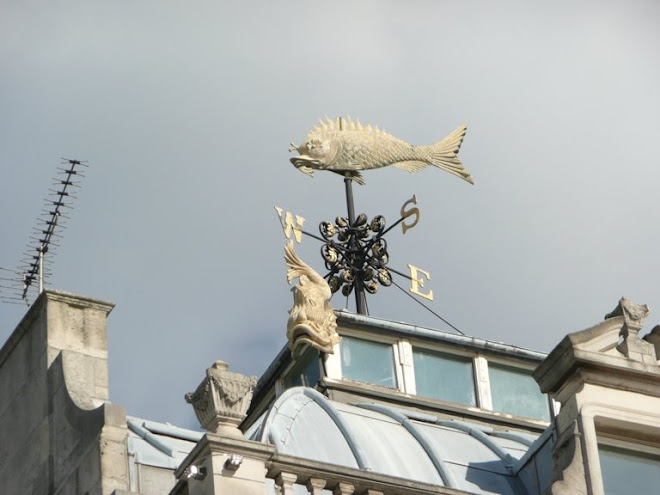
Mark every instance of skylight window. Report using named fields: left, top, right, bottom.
left=412, top=348, right=476, bottom=406
left=488, top=363, right=550, bottom=421
left=340, top=336, right=397, bottom=388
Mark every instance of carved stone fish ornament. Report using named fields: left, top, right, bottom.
left=284, top=241, right=340, bottom=357
left=289, top=116, right=473, bottom=185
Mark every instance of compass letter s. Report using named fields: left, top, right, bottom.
left=401, top=195, right=420, bottom=234
left=275, top=207, right=306, bottom=244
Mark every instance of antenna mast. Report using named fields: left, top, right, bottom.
left=1, top=158, right=88, bottom=305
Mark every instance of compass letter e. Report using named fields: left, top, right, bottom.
left=407, top=264, right=434, bottom=301
left=275, top=207, right=306, bottom=244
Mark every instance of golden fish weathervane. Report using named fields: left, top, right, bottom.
left=289, top=116, right=473, bottom=185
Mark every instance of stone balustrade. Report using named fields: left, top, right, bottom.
left=172, top=429, right=471, bottom=495
left=266, top=456, right=470, bottom=495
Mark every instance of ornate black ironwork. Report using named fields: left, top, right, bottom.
left=319, top=213, right=393, bottom=299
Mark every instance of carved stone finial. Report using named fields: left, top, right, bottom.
left=605, top=297, right=655, bottom=363
left=284, top=241, right=340, bottom=357
left=185, top=360, right=257, bottom=437
left=605, top=297, right=650, bottom=332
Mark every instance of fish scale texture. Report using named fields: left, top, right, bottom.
left=313, top=130, right=422, bottom=170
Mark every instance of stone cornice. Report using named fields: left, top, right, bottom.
left=42, top=289, right=115, bottom=314
left=534, top=306, right=660, bottom=402
left=1, top=289, right=114, bottom=370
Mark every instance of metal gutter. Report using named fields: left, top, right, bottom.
left=137, top=418, right=203, bottom=443
left=336, top=311, right=547, bottom=362
left=127, top=418, right=175, bottom=457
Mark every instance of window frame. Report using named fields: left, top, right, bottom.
left=578, top=405, right=660, bottom=495
left=485, top=357, right=552, bottom=421
left=334, top=331, right=404, bottom=392
left=409, top=343, right=479, bottom=407
left=324, top=330, right=552, bottom=423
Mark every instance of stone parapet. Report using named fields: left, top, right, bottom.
left=173, top=434, right=474, bottom=495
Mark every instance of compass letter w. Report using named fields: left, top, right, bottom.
left=274, top=207, right=306, bottom=244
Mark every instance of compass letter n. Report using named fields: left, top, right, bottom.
left=274, top=207, right=306, bottom=244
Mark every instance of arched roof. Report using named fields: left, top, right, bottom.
left=247, top=388, right=542, bottom=495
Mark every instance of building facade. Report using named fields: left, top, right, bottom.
left=1, top=290, right=659, bottom=494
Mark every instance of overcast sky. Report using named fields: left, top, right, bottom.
left=1, top=1, right=659, bottom=429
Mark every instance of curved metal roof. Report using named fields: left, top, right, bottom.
left=247, top=388, right=543, bottom=495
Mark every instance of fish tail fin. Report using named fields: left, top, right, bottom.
left=429, top=124, right=473, bottom=184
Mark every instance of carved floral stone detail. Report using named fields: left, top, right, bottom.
left=185, top=360, right=257, bottom=436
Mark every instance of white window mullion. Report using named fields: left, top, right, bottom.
left=324, top=341, right=342, bottom=380
left=392, top=341, right=405, bottom=393
left=398, top=339, right=416, bottom=394
left=474, top=355, right=493, bottom=410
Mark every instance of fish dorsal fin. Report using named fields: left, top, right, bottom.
left=345, top=115, right=353, bottom=130
left=392, top=160, right=428, bottom=173
left=307, top=116, right=397, bottom=140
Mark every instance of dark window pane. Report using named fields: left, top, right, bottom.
left=285, top=349, right=320, bottom=388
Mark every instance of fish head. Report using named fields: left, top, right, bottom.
left=289, top=136, right=341, bottom=177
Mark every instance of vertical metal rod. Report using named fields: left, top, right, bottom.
left=339, top=117, right=367, bottom=314
left=344, top=177, right=367, bottom=315
left=344, top=177, right=356, bottom=223
left=38, top=248, right=44, bottom=294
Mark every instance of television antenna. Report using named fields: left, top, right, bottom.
left=0, top=158, right=88, bottom=305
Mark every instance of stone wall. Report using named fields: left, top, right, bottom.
left=0, top=290, right=130, bottom=494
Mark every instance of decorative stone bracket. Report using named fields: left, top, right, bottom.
left=185, top=360, right=257, bottom=437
